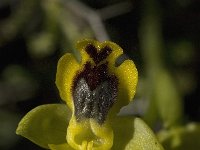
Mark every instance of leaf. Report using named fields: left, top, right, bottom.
left=154, top=70, right=183, bottom=128
left=16, top=104, right=71, bottom=149
left=158, top=123, right=200, bottom=150
left=112, top=117, right=164, bottom=150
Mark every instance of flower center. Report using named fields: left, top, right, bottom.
left=72, top=44, right=118, bottom=124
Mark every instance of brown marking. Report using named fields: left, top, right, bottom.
left=85, top=44, right=112, bottom=64
left=72, top=61, right=118, bottom=124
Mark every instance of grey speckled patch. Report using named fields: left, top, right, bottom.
left=73, top=77, right=117, bottom=124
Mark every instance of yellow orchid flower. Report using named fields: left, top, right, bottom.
left=16, top=39, right=164, bottom=150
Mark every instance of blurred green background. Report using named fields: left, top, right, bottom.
left=0, top=0, right=199, bottom=150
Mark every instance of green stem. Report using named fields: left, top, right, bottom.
left=139, top=0, right=183, bottom=129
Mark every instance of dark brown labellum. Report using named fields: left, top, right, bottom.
left=72, top=44, right=118, bottom=124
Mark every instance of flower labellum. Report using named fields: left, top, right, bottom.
left=55, top=39, right=138, bottom=149
left=72, top=45, right=118, bottom=124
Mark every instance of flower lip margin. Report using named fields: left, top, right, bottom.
left=71, top=40, right=126, bottom=124
left=72, top=60, right=118, bottom=124
left=85, top=43, right=113, bottom=64
left=56, top=39, right=138, bottom=122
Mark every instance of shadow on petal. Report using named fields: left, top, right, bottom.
left=112, top=116, right=164, bottom=150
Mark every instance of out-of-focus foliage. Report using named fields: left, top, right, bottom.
left=0, top=0, right=199, bottom=149
left=0, top=109, right=20, bottom=150
left=158, top=123, right=200, bottom=150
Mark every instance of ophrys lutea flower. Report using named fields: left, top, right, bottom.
left=16, top=39, right=164, bottom=150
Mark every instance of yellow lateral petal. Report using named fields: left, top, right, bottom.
left=110, top=59, right=138, bottom=115
left=55, top=53, right=80, bottom=110
left=115, top=59, right=138, bottom=102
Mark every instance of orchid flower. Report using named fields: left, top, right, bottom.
left=16, top=39, right=164, bottom=150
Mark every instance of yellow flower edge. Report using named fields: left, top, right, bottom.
left=56, top=39, right=138, bottom=114
left=55, top=53, right=81, bottom=110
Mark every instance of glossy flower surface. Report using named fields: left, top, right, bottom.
left=16, top=39, right=163, bottom=150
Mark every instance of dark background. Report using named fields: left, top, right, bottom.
left=0, top=0, right=199, bottom=149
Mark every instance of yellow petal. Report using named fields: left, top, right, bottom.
left=110, top=59, right=138, bottom=114
left=55, top=53, right=80, bottom=109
